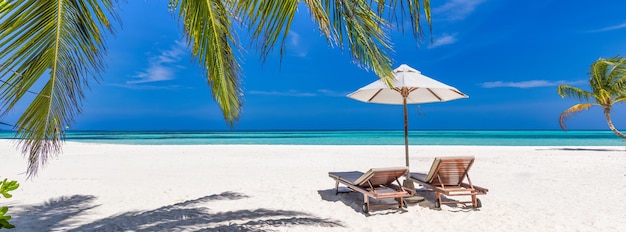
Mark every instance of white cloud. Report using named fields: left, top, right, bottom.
left=433, top=0, right=485, bottom=21
left=248, top=89, right=348, bottom=97
left=287, top=31, right=308, bottom=57
left=248, top=90, right=316, bottom=97
left=290, top=31, right=301, bottom=47
left=588, top=22, right=626, bottom=33
left=481, top=80, right=586, bottom=88
left=317, top=89, right=350, bottom=97
left=429, top=34, right=457, bottom=48
left=127, top=40, right=187, bottom=84
left=106, top=83, right=185, bottom=90
left=128, top=66, right=174, bottom=84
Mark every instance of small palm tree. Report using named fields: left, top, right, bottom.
left=0, top=1, right=432, bottom=177
left=557, top=56, right=626, bottom=139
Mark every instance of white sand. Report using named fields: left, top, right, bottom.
left=1, top=140, right=625, bottom=231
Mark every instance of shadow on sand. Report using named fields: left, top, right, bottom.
left=317, top=188, right=408, bottom=216
left=12, top=191, right=344, bottom=231
left=536, top=147, right=626, bottom=152
left=11, top=195, right=100, bottom=230
left=318, top=186, right=481, bottom=214
left=409, top=189, right=482, bottom=213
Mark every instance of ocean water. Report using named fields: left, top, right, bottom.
left=0, top=130, right=624, bottom=146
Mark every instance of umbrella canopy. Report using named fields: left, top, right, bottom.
left=347, top=64, right=468, bottom=168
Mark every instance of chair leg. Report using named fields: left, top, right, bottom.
left=363, top=193, right=370, bottom=213
left=435, top=192, right=442, bottom=208
left=397, top=197, right=406, bottom=208
left=335, top=181, right=339, bottom=195
left=471, top=194, right=477, bottom=208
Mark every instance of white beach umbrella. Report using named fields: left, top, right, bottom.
left=347, top=64, right=468, bottom=169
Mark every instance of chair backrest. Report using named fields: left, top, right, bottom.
left=424, top=157, right=474, bottom=185
left=354, top=167, right=408, bottom=186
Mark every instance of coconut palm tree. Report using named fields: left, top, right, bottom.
left=557, top=56, right=626, bottom=138
left=0, top=0, right=432, bottom=177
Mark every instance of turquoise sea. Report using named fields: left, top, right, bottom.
left=0, top=130, right=624, bottom=146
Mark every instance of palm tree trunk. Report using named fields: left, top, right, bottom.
left=604, top=107, right=626, bottom=139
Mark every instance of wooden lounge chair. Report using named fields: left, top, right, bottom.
left=329, top=167, right=412, bottom=213
left=409, top=156, right=488, bottom=208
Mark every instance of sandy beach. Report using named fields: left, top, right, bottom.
left=1, top=140, right=625, bottom=231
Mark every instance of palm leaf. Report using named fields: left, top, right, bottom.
left=301, top=0, right=336, bottom=44
left=0, top=0, right=120, bottom=178
left=559, top=103, right=593, bottom=130
left=324, top=0, right=394, bottom=82
left=231, top=0, right=299, bottom=61
left=587, top=57, right=626, bottom=105
left=613, top=94, right=626, bottom=104
left=170, top=0, right=242, bottom=125
left=606, top=57, right=626, bottom=92
left=0, top=0, right=9, bottom=13
left=557, top=84, right=593, bottom=102
left=588, top=60, right=607, bottom=94
left=233, top=0, right=395, bottom=83
left=375, top=0, right=432, bottom=42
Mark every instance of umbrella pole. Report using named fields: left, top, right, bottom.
left=403, top=97, right=409, bottom=168
left=402, top=95, right=416, bottom=192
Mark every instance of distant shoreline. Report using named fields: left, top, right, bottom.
left=1, top=130, right=625, bottom=146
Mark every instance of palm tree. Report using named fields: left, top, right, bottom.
left=557, top=56, right=626, bottom=138
left=0, top=0, right=432, bottom=177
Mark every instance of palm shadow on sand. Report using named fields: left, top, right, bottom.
left=11, top=195, right=100, bottom=230
left=11, top=191, right=344, bottom=231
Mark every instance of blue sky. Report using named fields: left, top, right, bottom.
left=5, top=0, right=626, bottom=131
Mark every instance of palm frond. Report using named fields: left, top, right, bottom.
left=557, top=84, right=593, bottom=102
left=0, top=0, right=120, bottom=178
left=588, top=59, right=608, bottom=93
left=170, top=0, right=242, bottom=125
left=613, top=94, right=626, bottom=104
left=587, top=56, right=626, bottom=104
left=231, top=0, right=299, bottom=61
left=233, top=0, right=395, bottom=83
left=0, top=0, right=9, bottom=13
left=613, top=68, right=626, bottom=91
left=605, top=57, right=626, bottom=92
left=602, top=56, right=625, bottom=78
left=374, top=0, right=432, bottom=42
left=301, top=0, right=336, bottom=44
left=325, top=0, right=394, bottom=82
left=559, top=103, right=594, bottom=130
